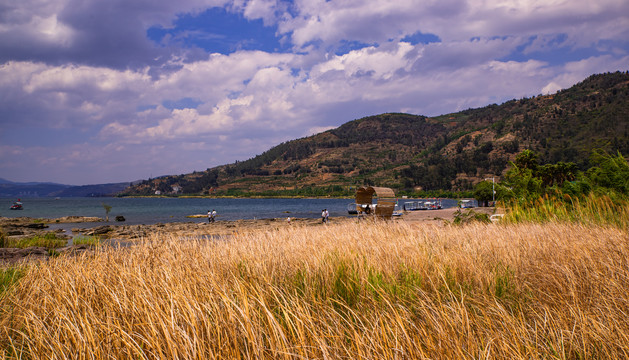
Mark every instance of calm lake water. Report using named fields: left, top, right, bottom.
left=1, top=197, right=460, bottom=226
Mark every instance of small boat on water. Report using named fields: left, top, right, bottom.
left=460, top=199, right=475, bottom=208
left=392, top=203, right=403, bottom=217
left=347, top=203, right=358, bottom=214
left=10, top=199, right=23, bottom=210
left=404, top=199, right=443, bottom=211
left=424, top=199, right=442, bottom=210
left=404, top=201, right=425, bottom=211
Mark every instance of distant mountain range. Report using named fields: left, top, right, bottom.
left=0, top=178, right=130, bottom=197
left=121, top=71, right=629, bottom=197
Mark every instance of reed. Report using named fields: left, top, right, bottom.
left=71, top=235, right=101, bottom=247
left=502, top=193, right=629, bottom=229
left=1, top=232, right=67, bottom=249
left=1, top=221, right=628, bottom=359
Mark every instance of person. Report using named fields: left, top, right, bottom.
left=211, top=209, right=217, bottom=223
left=321, top=209, right=326, bottom=223
left=207, top=210, right=212, bottom=223
left=286, top=216, right=291, bottom=224
left=324, top=209, right=329, bottom=223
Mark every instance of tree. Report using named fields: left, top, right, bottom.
left=102, top=202, right=112, bottom=222
left=503, top=164, right=543, bottom=200
left=512, top=149, right=539, bottom=171
left=587, top=151, right=629, bottom=194
left=474, top=181, right=494, bottom=207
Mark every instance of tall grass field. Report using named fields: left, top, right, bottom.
left=502, top=193, right=629, bottom=229
left=2, top=221, right=629, bottom=359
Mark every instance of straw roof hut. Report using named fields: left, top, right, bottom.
left=354, top=186, right=396, bottom=219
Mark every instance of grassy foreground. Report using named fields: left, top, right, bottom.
left=2, top=221, right=629, bottom=359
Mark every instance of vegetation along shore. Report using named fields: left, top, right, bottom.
left=1, top=218, right=628, bottom=358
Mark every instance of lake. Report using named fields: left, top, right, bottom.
left=1, top=197, right=461, bottom=226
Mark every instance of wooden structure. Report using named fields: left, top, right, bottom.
left=354, top=186, right=397, bottom=219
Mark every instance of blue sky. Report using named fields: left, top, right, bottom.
left=0, top=0, right=628, bottom=185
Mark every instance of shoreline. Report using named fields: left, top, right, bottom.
left=1, top=207, right=496, bottom=265
left=2, top=206, right=497, bottom=240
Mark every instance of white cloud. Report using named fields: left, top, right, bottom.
left=0, top=0, right=627, bottom=183
left=278, top=0, right=629, bottom=50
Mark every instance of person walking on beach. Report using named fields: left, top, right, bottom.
left=211, top=209, right=217, bottom=223
left=321, top=209, right=326, bottom=223
left=324, top=209, right=329, bottom=223
left=208, top=210, right=213, bottom=223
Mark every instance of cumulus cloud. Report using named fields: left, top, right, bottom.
left=0, top=0, right=627, bottom=183
left=0, top=0, right=231, bottom=68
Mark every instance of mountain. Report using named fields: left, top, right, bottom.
left=122, top=71, right=629, bottom=197
left=0, top=181, right=130, bottom=197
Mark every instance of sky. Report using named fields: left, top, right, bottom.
left=0, top=0, right=628, bottom=185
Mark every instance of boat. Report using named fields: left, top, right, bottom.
left=392, top=203, right=403, bottom=217
left=460, top=199, right=475, bottom=208
left=424, top=199, right=442, bottom=210
left=347, top=203, right=358, bottom=214
left=404, top=201, right=425, bottom=211
left=10, top=200, right=23, bottom=210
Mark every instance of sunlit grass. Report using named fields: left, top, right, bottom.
left=71, top=235, right=100, bottom=247
left=1, top=221, right=628, bottom=359
left=501, top=193, right=629, bottom=229
left=0, top=267, right=25, bottom=298
left=0, top=232, right=67, bottom=249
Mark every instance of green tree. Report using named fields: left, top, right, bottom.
left=503, top=164, right=543, bottom=200
left=512, top=149, right=539, bottom=171
left=102, top=203, right=112, bottom=222
left=473, top=181, right=494, bottom=207
left=587, top=151, right=629, bottom=194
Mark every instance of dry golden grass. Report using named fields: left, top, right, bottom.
left=2, top=221, right=629, bottom=359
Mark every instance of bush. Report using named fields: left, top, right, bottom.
left=452, top=209, right=491, bottom=225
left=2, top=232, right=67, bottom=249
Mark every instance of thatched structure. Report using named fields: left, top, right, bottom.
left=354, top=186, right=397, bottom=219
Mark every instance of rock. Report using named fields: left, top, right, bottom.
left=25, top=223, right=48, bottom=229
left=58, top=244, right=94, bottom=255
left=85, top=226, right=112, bottom=235
left=0, top=247, right=49, bottom=265
left=115, top=215, right=126, bottom=222
left=53, top=216, right=103, bottom=223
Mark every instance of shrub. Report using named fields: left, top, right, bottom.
left=2, top=232, right=67, bottom=249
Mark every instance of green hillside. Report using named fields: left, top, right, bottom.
left=122, top=71, right=629, bottom=197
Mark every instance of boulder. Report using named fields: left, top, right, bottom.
left=115, top=215, right=126, bottom=222
left=85, top=226, right=112, bottom=235
left=0, top=246, right=49, bottom=264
